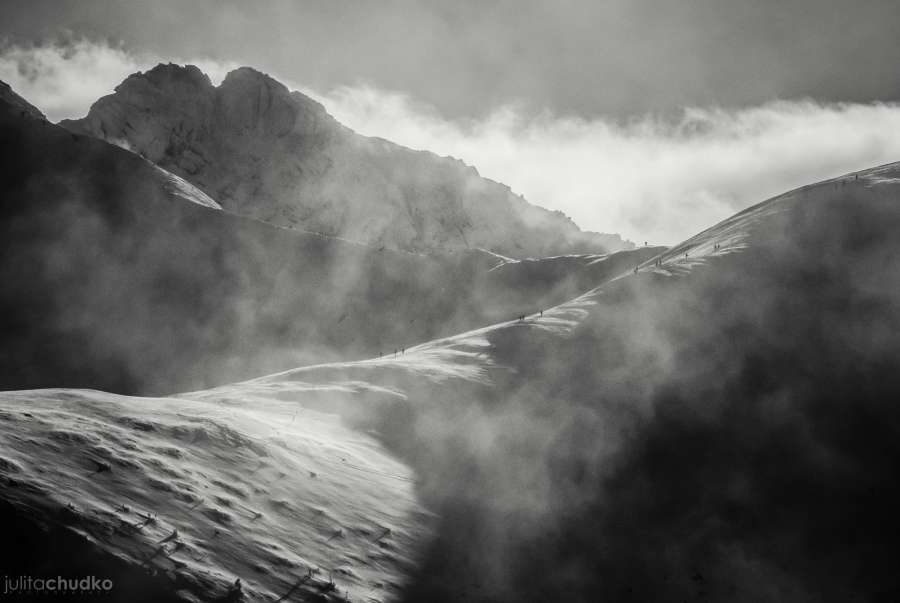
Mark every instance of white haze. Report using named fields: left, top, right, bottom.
left=0, top=39, right=239, bottom=117
left=5, top=39, right=900, bottom=244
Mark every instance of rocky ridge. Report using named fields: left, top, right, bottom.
left=62, top=64, right=630, bottom=257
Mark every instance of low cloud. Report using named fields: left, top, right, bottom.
left=0, top=38, right=237, bottom=121
left=321, top=88, right=900, bottom=244
left=5, top=38, right=900, bottom=244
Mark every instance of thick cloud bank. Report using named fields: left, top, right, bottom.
left=5, top=39, right=900, bottom=244
left=0, top=39, right=236, bottom=121
left=324, top=88, right=900, bottom=245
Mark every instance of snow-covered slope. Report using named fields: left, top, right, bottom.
left=213, top=160, right=813, bottom=399
left=61, top=64, right=630, bottom=257
left=0, top=388, right=427, bottom=602
left=152, top=163, right=223, bottom=210
left=0, top=242, right=651, bottom=602
left=4, top=132, right=900, bottom=602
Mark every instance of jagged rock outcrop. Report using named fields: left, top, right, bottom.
left=62, top=64, right=630, bottom=256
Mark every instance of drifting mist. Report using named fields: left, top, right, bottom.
left=7, top=39, right=900, bottom=244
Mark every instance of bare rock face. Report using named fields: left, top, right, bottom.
left=63, top=63, right=630, bottom=256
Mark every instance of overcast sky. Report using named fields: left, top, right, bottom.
left=3, top=0, right=900, bottom=243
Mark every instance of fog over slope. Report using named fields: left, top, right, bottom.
left=3, top=158, right=900, bottom=601
left=196, top=164, right=900, bottom=602
left=61, top=63, right=630, bottom=256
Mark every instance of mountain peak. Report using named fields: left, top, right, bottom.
left=219, top=66, right=328, bottom=117
left=62, top=64, right=630, bottom=256
left=122, top=63, right=213, bottom=93
left=221, top=66, right=285, bottom=92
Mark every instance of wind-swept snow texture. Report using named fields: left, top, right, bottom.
left=0, top=389, right=428, bottom=602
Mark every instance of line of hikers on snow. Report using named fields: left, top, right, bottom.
left=635, top=242, right=724, bottom=274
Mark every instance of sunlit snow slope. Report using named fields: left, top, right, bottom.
left=0, top=389, right=428, bottom=602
